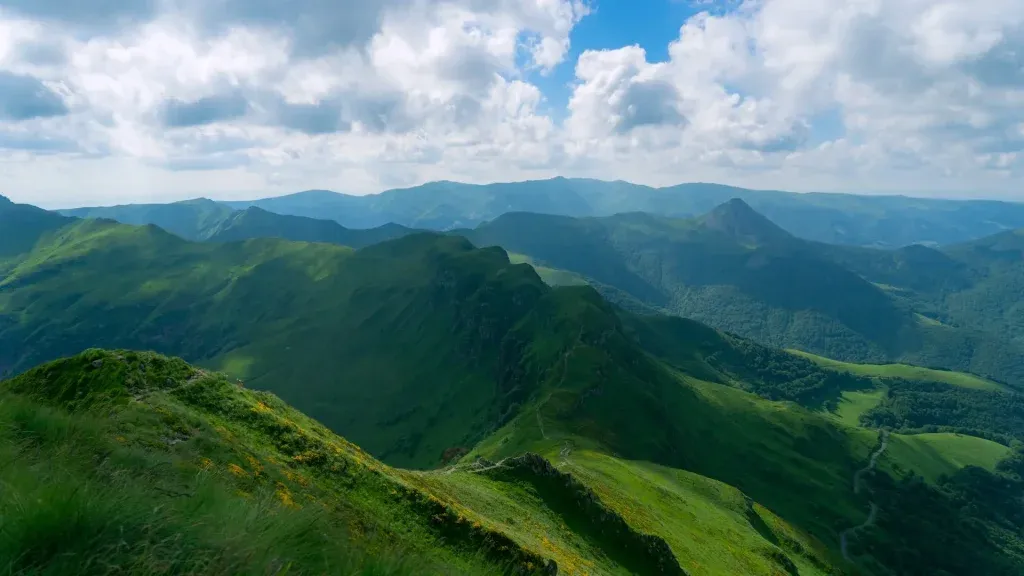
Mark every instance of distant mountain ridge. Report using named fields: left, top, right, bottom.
left=464, top=200, right=1024, bottom=388
left=206, top=206, right=415, bottom=248
left=60, top=177, right=1024, bottom=248
left=62, top=200, right=418, bottom=248
left=60, top=198, right=234, bottom=241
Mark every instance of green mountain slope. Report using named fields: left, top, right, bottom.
left=0, top=219, right=542, bottom=469
left=8, top=340, right=1022, bottom=576
left=4, top=212, right=1024, bottom=574
left=0, top=349, right=613, bottom=575
left=464, top=202, right=1024, bottom=388
left=0, top=195, right=73, bottom=271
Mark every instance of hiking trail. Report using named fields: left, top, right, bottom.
left=840, top=430, right=889, bottom=563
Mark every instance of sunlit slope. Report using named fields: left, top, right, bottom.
left=0, top=350, right=554, bottom=575
left=880, top=433, right=1010, bottom=483
left=790, top=349, right=1008, bottom=391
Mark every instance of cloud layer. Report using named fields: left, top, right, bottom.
left=0, top=0, right=1022, bottom=206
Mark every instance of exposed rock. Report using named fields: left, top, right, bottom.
left=91, top=360, right=104, bottom=368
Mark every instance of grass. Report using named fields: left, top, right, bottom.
left=552, top=450, right=833, bottom=576
left=469, top=369, right=881, bottom=575
left=508, top=253, right=588, bottom=287
left=0, top=350, right=552, bottom=575
left=789, top=349, right=1007, bottom=391
left=830, top=388, right=888, bottom=427
left=879, top=433, right=1011, bottom=484
left=4, top=343, right=1020, bottom=576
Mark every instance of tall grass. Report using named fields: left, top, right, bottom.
left=0, top=394, right=425, bottom=576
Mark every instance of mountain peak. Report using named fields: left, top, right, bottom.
left=700, top=198, right=791, bottom=244
left=0, top=194, right=11, bottom=205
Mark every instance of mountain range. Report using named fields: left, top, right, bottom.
left=62, top=198, right=415, bottom=248
left=5, top=192, right=1024, bottom=574
left=60, top=177, right=1024, bottom=248
left=462, top=200, right=1024, bottom=389
left=59, top=187, right=1024, bottom=389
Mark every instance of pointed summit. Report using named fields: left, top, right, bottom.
left=699, top=198, right=792, bottom=245
left=0, top=194, right=11, bottom=205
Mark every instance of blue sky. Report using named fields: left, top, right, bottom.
left=528, top=0, right=713, bottom=117
left=0, top=0, right=1021, bottom=207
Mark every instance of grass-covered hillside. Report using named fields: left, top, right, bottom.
left=0, top=349, right=599, bottom=575
left=0, top=213, right=551, bottom=469
left=5, top=202, right=1024, bottom=574
left=7, top=346, right=1023, bottom=576
left=464, top=201, right=1024, bottom=388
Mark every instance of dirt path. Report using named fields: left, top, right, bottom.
left=536, top=403, right=548, bottom=439
left=840, top=430, right=889, bottom=563
left=536, top=328, right=584, bottom=441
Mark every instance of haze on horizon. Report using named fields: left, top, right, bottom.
left=1, top=0, right=1023, bottom=207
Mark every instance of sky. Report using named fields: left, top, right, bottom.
left=1, top=0, right=1023, bottom=208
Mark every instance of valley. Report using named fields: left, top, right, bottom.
left=4, top=190, right=1024, bottom=575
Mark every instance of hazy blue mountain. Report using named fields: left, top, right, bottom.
left=61, top=179, right=1024, bottom=247
left=59, top=198, right=417, bottom=248
left=206, top=206, right=416, bottom=248
left=60, top=198, right=234, bottom=241
left=220, top=179, right=1024, bottom=247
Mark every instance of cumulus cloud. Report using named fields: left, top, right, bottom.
left=561, top=0, right=1024, bottom=190
left=0, top=0, right=1023, bottom=206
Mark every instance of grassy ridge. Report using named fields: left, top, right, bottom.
left=0, top=350, right=495, bottom=574
left=0, top=219, right=554, bottom=468
left=790, top=349, right=1007, bottom=391
left=2, top=350, right=611, bottom=575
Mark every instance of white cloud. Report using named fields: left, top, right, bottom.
left=560, top=0, right=1024, bottom=196
left=0, top=0, right=1023, bottom=207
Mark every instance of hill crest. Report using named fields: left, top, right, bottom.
left=699, top=198, right=793, bottom=245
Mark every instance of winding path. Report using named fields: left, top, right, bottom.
left=840, top=430, right=889, bottom=562
left=536, top=328, right=584, bottom=442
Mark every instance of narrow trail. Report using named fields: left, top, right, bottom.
left=536, top=402, right=548, bottom=439
left=536, top=328, right=584, bottom=442
left=441, top=456, right=511, bottom=475
left=840, top=430, right=889, bottom=563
